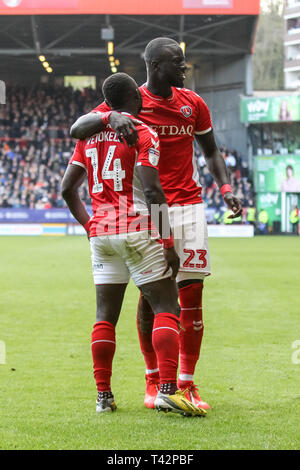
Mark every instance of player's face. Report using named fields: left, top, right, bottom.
left=156, top=46, right=186, bottom=87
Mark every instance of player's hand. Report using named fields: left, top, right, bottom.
left=109, top=111, right=141, bottom=147
left=163, top=247, right=180, bottom=280
left=224, top=192, right=243, bottom=219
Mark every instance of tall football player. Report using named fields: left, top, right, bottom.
left=70, top=38, right=243, bottom=411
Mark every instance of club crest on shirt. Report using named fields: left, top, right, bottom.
left=149, top=148, right=160, bottom=166
left=180, top=105, right=192, bottom=118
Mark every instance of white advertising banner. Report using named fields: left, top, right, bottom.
left=207, top=225, right=254, bottom=237
left=0, top=224, right=44, bottom=236
left=0, top=224, right=66, bottom=236
left=0, top=223, right=254, bottom=237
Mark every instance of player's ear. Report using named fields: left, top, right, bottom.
left=151, top=60, right=159, bottom=71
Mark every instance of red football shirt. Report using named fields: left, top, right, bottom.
left=69, top=113, right=160, bottom=237
left=93, top=85, right=212, bottom=206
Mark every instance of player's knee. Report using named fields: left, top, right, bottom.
left=137, top=295, right=154, bottom=323
left=173, top=302, right=181, bottom=319
left=158, top=300, right=181, bottom=319
left=96, top=308, right=117, bottom=326
left=96, top=308, right=106, bottom=323
left=137, top=316, right=154, bottom=335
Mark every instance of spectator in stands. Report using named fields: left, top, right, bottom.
left=194, top=141, right=255, bottom=223
left=225, top=151, right=236, bottom=169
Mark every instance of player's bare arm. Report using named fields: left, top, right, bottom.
left=196, top=130, right=243, bottom=219
left=70, top=111, right=140, bottom=147
left=61, top=164, right=91, bottom=234
left=136, top=165, right=180, bottom=280
left=70, top=112, right=106, bottom=140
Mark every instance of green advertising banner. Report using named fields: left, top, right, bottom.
left=257, top=192, right=300, bottom=228
left=257, top=192, right=281, bottom=224
left=254, top=155, right=300, bottom=193
left=240, top=95, right=300, bottom=123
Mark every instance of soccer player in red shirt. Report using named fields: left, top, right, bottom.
left=70, top=38, right=242, bottom=411
left=62, top=72, right=205, bottom=417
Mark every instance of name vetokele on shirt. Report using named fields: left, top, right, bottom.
left=86, top=130, right=119, bottom=145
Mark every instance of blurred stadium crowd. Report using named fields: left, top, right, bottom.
left=0, top=84, right=99, bottom=209
left=0, top=84, right=255, bottom=222
left=195, top=141, right=254, bottom=211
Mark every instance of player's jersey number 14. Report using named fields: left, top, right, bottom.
left=86, top=145, right=126, bottom=194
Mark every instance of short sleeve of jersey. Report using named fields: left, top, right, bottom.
left=194, top=93, right=213, bottom=135
left=92, top=101, right=111, bottom=114
left=69, top=140, right=87, bottom=170
left=136, top=126, right=160, bottom=170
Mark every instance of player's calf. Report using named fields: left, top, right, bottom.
left=178, top=282, right=204, bottom=381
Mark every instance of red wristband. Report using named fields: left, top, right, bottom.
left=83, top=219, right=91, bottom=233
left=162, top=234, right=174, bottom=249
left=220, top=184, right=233, bottom=197
left=101, top=111, right=112, bottom=126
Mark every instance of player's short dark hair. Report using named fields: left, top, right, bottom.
left=144, top=37, right=180, bottom=64
left=102, top=73, right=136, bottom=109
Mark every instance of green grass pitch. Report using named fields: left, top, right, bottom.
left=0, top=235, right=299, bottom=450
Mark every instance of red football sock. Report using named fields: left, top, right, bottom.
left=137, top=293, right=159, bottom=376
left=91, top=321, right=116, bottom=392
left=152, top=312, right=179, bottom=384
left=178, top=283, right=204, bottom=386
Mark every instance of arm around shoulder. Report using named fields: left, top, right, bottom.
left=70, top=112, right=106, bottom=140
